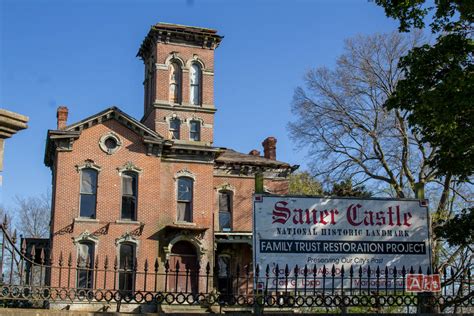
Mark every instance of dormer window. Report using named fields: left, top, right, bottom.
left=189, top=63, right=201, bottom=106
left=169, top=62, right=182, bottom=104
left=189, top=120, right=201, bottom=141
left=169, top=118, right=181, bottom=140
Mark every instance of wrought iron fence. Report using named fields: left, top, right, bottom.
left=0, top=220, right=472, bottom=313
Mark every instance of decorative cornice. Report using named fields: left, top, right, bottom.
left=174, top=168, right=196, bottom=180
left=0, top=109, right=28, bottom=139
left=115, top=231, right=139, bottom=246
left=75, top=159, right=101, bottom=172
left=117, top=161, right=143, bottom=175
left=73, top=230, right=99, bottom=245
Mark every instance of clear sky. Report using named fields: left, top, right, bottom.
left=0, top=0, right=399, bottom=209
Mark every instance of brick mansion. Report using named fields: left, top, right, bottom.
left=43, top=23, right=297, bottom=293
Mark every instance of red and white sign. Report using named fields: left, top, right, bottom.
left=406, top=274, right=441, bottom=292
left=253, top=195, right=432, bottom=289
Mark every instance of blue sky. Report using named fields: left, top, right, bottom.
left=0, top=0, right=399, bottom=208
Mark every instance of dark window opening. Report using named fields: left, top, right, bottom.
left=169, top=118, right=180, bottom=140
left=121, top=172, right=137, bottom=220
left=104, top=137, right=118, bottom=150
left=119, top=243, right=136, bottom=294
left=80, top=168, right=97, bottom=218
left=177, top=177, right=193, bottom=222
left=190, top=121, right=201, bottom=141
left=219, top=191, right=232, bottom=231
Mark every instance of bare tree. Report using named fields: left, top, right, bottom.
left=288, top=31, right=472, bottom=272
left=13, top=192, right=50, bottom=239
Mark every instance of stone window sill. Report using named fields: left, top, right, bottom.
left=115, top=220, right=141, bottom=225
left=74, top=218, right=99, bottom=223
left=173, top=221, right=196, bottom=226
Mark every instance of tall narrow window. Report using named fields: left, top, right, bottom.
left=121, top=172, right=137, bottom=220
left=169, top=118, right=181, bottom=140
left=177, top=177, right=193, bottom=222
left=80, top=168, right=98, bottom=218
left=189, top=121, right=201, bottom=141
left=189, top=63, right=201, bottom=105
left=169, top=62, right=182, bottom=104
left=77, top=242, right=94, bottom=289
left=119, top=243, right=136, bottom=294
left=219, top=191, right=232, bottom=231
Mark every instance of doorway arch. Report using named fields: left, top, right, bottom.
left=168, top=241, right=198, bottom=293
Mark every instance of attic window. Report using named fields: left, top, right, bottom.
left=99, top=133, right=122, bottom=155
left=105, top=137, right=118, bottom=150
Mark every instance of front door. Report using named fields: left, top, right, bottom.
left=168, top=241, right=198, bottom=293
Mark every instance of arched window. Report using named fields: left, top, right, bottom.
left=189, top=120, right=201, bottom=141
left=80, top=168, right=98, bottom=218
left=119, top=243, right=136, bottom=294
left=121, top=172, right=138, bottom=220
left=77, top=241, right=94, bottom=289
left=218, top=191, right=232, bottom=231
left=177, top=177, right=193, bottom=222
left=169, top=118, right=181, bottom=140
left=189, top=63, right=201, bottom=106
left=169, top=62, right=182, bottom=104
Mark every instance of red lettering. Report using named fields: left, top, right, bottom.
left=346, top=204, right=363, bottom=226
left=272, top=201, right=291, bottom=224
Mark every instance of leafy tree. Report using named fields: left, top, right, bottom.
left=289, top=31, right=472, bottom=310
left=288, top=171, right=323, bottom=195
left=325, top=179, right=372, bottom=198
left=374, top=0, right=474, bottom=180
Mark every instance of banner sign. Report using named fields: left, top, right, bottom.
left=253, top=195, right=432, bottom=289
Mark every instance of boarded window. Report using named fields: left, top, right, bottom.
left=177, top=177, right=193, bottom=222
left=190, top=121, right=201, bottom=141
left=121, top=172, right=137, bottom=220
left=80, top=169, right=97, bottom=218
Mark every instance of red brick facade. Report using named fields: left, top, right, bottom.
left=44, top=23, right=295, bottom=292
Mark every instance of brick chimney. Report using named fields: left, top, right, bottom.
left=262, top=137, right=277, bottom=160
left=249, top=149, right=260, bottom=156
left=56, top=106, right=68, bottom=130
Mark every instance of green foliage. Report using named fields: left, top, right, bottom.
left=289, top=173, right=372, bottom=198
left=373, top=0, right=473, bottom=32
left=325, top=179, right=372, bottom=198
left=288, top=172, right=323, bottom=195
left=435, top=207, right=474, bottom=247
left=375, top=0, right=474, bottom=180
left=386, top=33, right=474, bottom=179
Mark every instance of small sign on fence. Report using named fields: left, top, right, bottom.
left=406, top=274, right=441, bottom=292
left=253, top=195, right=432, bottom=289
